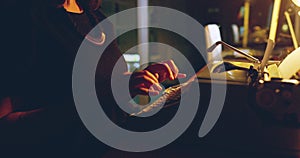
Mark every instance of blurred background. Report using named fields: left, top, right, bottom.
left=100, top=0, right=300, bottom=74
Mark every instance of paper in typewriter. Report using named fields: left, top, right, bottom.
left=278, top=47, right=300, bottom=79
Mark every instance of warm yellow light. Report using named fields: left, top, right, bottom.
left=292, top=0, right=300, bottom=7
left=242, top=1, right=250, bottom=47
left=298, top=11, right=300, bottom=16
left=282, top=24, right=289, bottom=32
left=284, top=11, right=299, bottom=49
left=269, top=0, right=281, bottom=41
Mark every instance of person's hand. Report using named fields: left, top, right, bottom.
left=129, top=60, right=186, bottom=97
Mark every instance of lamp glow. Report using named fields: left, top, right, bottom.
left=242, top=1, right=250, bottom=47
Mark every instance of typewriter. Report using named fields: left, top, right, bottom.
left=193, top=57, right=300, bottom=156
left=130, top=40, right=300, bottom=156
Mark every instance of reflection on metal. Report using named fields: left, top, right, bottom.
left=284, top=11, right=299, bottom=49
left=269, top=0, right=281, bottom=42
left=260, top=39, right=275, bottom=72
left=242, top=1, right=250, bottom=48
left=259, top=0, right=281, bottom=72
left=207, top=41, right=260, bottom=63
left=289, top=0, right=300, bottom=46
left=296, top=10, right=300, bottom=44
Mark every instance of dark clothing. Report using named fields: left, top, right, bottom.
left=0, top=1, right=126, bottom=157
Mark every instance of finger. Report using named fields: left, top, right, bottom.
left=154, top=73, right=159, bottom=79
left=130, top=83, right=146, bottom=97
left=143, top=70, right=159, bottom=83
left=177, top=73, right=187, bottom=78
left=132, top=70, right=159, bottom=83
left=163, top=60, right=179, bottom=78
left=139, top=87, right=160, bottom=96
left=130, top=73, right=163, bottom=92
left=130, top=83, right=161, bottom=96
left=123, top=72, right=132, bottom=76
left=132, top=79, right=162, bottom=92
left=162, top=63, right=175, bottom=80
left=152, top=83, right=163, bottom=91
left=149, top=88, right=160, bottom=96
left=145, top=63, right=174, bottom=81
left=131, top=74, right=158, bottom=86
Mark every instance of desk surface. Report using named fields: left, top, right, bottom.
left=194, top=60, right=300, bottom=157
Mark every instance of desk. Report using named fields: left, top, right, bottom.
left=104, top=61, right=300, bottom=157
left=189, top=61, right=300, bottom=157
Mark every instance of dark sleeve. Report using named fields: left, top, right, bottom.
left=0, top=2, right=79, bottom=146
left=0, top=1, right=34, bottom=98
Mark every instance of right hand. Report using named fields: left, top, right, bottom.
left=129, top=60, right=186, bottom=97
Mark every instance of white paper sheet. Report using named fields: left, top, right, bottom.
left=278, top=47, right=300, bottom=79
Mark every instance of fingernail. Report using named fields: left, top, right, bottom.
left=157, top=84, right=163, bottom=91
